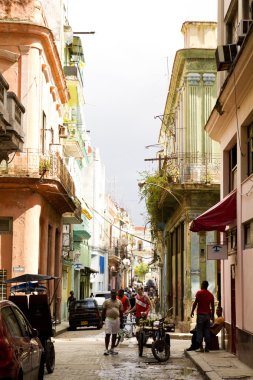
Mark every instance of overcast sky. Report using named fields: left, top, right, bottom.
left=67, top=0, right=217, bottom=226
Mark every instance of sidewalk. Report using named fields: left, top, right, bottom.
left=54, top=320, right=69, bottom=336
left=185, top=349, right=253, bottom=380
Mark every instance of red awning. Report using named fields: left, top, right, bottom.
left=190, top=191, right=236, bottom=232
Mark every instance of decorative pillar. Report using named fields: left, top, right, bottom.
left=186, top=73, right=201, bottom=155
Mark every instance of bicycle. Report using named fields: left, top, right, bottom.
left=151, top=319, right=171, bottom=362
left=137, top=317, right=173, bottom=362
left=115, top=314, right=136, bottom=347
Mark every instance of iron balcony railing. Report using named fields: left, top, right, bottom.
left=0, top=148, right=76, bottom=197
left=108, top=247, right=119, bottom=257
left=163, top=152, right=221, bottom=184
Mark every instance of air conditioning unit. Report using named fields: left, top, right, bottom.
left=59, top=125, right=68, bottom=138
left=215, top=44, right=238, bottom=71
left=237, top=19, right=253, bottom=44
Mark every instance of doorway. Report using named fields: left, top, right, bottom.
left=230, top=264, right=236, bottom=354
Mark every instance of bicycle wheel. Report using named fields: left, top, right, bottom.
left=114, top=334, right=121, bottom=347
left=138, top=331, right=145, bottom=357
left=115, top=329, right=124, bottom=347
left=151, top=340, right=170, bottom=362
left=45, top=340, right=55, bottom=373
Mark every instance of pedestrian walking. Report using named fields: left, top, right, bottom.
left=154, top=295, right=160, bottom=315
left=126, top=286, right=151, bottom=324
left=190, top=280, right=214, bottom=352
left=129, top=292, right=136, bottom=308
left=117, top=288, right=130, bottom=314
left=67, top=290, right=76, bottom=311
left=102, top=289, right=123, bottom=356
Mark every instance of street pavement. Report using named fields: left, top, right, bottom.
left=53, top=322, right=253, bottom=380
left=50, top=324, right=201, bottom=379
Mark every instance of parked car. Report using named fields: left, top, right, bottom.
left=0, top=299, right=44, bottom=380
left=68, top=298, right=103, bottom=330
left=93, top=291, right=111, bottom=312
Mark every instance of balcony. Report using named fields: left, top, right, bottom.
left=163, top=152, right=221, bottom=185
left=62, top=125, right=84, bottom=159
left=0, top=149, right=80, bottom=215
left=108, top=246, right=121, bottom=265
left=0, top=74, right=25, bottom=163
left=63, top=197, right=82, bottom=224
left=64, top=65, right=83, bottom=86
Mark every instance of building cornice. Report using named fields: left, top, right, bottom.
left=0, top=22, right=69, bottom=103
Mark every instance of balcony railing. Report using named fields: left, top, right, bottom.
left=0, top=148, right=75, bottom=197
left=108, top=247, right=119, bottom=257
left=163, top=152, right=221, bottom=184
left=62, top=125, right=84, bottom=159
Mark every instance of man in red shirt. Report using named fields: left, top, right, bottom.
left=191, top=280, right=214, bottom=352
left=117, top=289, right=130, bottom=314
left=126, top=286, right=151, bottom=324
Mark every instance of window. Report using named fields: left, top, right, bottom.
left=2, top=306, right=23, bottom=337
left=0, top=83, right=4, bottom=103
left=0, top=217, right=13, bottom=234
left=0, top=269, right=7, bottom=300
left=12, top=307, right=31, bottom=337
left=244, top=220, right=253, bottom=249
left=229, top=144, right=237, bottom=191
left=41, top=111, right=46, bottom=154
left=225, top=2, right=238, bottom=44
left=99, top=256, right=104, bottom=274
left=226, top=228, right=237, bottom=253
left=247, top=123, right=253, bottom=176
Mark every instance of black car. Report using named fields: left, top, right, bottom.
left=68, top=298, right=103, bottom=330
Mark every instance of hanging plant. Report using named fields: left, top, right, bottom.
left=39, top=157, right=51, bottom=175
left=138, top=171, right=169, bottom=238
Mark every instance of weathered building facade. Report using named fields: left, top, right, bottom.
left=0, top=0, right=80, bottom=321
left=143, top=22, right=221, bottom=331
left=195, top=0, right=253, bottom=369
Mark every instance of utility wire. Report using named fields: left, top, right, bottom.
left=34, top=184, right=154, bottom=245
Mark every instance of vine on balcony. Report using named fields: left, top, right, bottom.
left=139, top=172, right=168, bottom=238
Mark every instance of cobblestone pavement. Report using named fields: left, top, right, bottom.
left=45, top=328, right=203, bottom=380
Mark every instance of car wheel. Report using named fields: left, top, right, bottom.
left=45, top=340, right=55, bottom=374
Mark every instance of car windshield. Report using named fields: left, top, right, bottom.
left=75, top=301, right=96, bottom=309
left=95, top=293, right=110, bottom=299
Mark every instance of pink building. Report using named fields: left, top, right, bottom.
left=191, top=0, right=253, bottom=369
left=0, top=1, right=80, bottom=320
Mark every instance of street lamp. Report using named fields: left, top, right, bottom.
left=138, top=181, right=182, bottom=207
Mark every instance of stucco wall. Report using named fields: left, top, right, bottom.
left=0, top=188, right=62, bottom=278
left=242, top=249, right=253, bottom=331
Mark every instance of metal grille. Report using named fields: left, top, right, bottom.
left=0, top=269, right=7, bottom=300
left=0, top=217, right=12, bottom=233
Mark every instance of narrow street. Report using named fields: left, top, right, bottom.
left=45, top=328, right=203, bottom=380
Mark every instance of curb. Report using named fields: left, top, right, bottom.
left=185, top=350, right=221, bottom=380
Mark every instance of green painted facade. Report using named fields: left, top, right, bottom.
left=156, top=25, right=221, bottom=331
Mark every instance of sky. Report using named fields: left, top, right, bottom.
left=67, top=0, right=217, bottom=226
